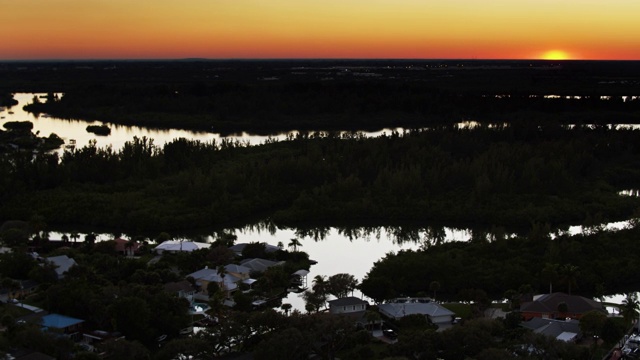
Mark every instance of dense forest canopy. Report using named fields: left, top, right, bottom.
left=360, top=222, right=640, bottom=302
left=1, top=124, right=639, bottom=234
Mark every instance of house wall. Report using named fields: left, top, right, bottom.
left=330, top=303, right=366, bottom=314
left=522, top=311, right=585, bottom=321
left=429, top=314, right=454, bottom=325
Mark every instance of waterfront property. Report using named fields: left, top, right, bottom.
left=328, top=296, right=368, bottom=315
left=520, top=292, right=606, bottom=321
left=154, top=240, right=211, bottom=253
left=378, top=297, right=455, bottom=327
left=521, top=317, right=581, bottom=342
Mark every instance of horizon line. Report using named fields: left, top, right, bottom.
left=1, top=57, right=639, bottom=62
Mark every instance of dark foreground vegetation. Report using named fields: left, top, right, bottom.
left=1, top=231, right=628, bottom=359
left=1, top=124, right=640, bottom=233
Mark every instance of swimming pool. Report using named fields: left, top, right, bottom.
left=189, top=302, right=210, bottom=314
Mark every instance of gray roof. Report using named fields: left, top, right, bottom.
left=521, top=293, right=605, bottom=314
left=224, top=264, right=251, bottom=275
left=328, top=297, right=369, bottom=307
left=240, top=258, right=283, bottom=273
left=187, top=267, right=241, bottom=291
left=378, top=301, right=454, bottom=320
left=522, top=317, right=580, bottom=340
left=229, top=242, right=280, bottom=254
left=45, top=255, right=76, bottom=277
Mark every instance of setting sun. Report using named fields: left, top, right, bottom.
left=542, top=50, right=571, bottom=60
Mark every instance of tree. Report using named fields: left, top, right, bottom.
left=85, top=232, right=97, bottom=247
left=312, top=275, right=328, bottom=296
left=541, top=263, right=559, bottom=294
left=254, top=327, right=308, bottom=360
left=559, top=264, right=579, bottom=295
left=579, top=310, right=606, bottom=337
left=302, top=289, right=327, bottom=313
left=621, top=292, right=639, bottom=326
left=359, top=276, right=395, bottom=304
left=288, top=238, right=302, bottom=252
left=281, top=303, right=293, bottom=316
left=365, top=310, right=382, bottom=330
left=216, top=265, right=227, bottom=295
left=429, top=280, right=441, bottom=300
left=327, top=273, right=358, bottom=298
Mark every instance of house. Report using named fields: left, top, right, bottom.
left=240, top=258, right=284, bottom=273
left=113, top=238, right=141, bottom=256
left=40, top=313, right=84, bottom=340
left=163, top=280, right=196, bottom=299
left=328, top=297, right=368, bottom=315
left=44, top=255, right=76, bottom=279
left=154, top=240, right=211, bottom=254
left=378, top=298, right=455, bottom=326
left=187, top=266, right=249, bottom=296
left=0, top=279, right=38, bottom=303
left=520, top=292, right=606, bottom=320
left=521, top=317, right=581, bottom=342
left=81, top=330, right=124, bottom=353
left=224, top=264, right=251, bottom=280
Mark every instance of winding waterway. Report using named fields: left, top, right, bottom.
left=1, top=93, right=401, bottom=155
left=3, top=93, right=638, bottom=312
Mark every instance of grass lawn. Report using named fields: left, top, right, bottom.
left=442, top=303, right=472, bottom=319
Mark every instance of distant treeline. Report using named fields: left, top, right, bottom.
left=22, top=80, right=640, bottom=134
left=1, top=125, right=639, bottom=233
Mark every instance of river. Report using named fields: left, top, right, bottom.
left=1, top=93, right=402, bottom=155
left=3, top=93, right=638, bottom=312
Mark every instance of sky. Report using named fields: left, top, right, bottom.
left=1, top=0, right=639, bottom=60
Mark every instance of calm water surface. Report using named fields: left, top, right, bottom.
left=6, top=93, right=638, bottom=312
left=1, top=93, right=402, bottom=155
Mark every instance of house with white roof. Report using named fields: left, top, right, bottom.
left=45, top=255, right=77, bottom=279
left=187, top=266, right=257, bottom=297
left=155, top=240, right=211, bottom=253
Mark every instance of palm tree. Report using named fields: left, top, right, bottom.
left=70, top=231, right=79, bottom=243
left=312, top=275, right=328, bottom=296
left=217, top=265, right=227, bottom=296
left=85, top=233, right=97, bottom=247
left=621, top=293, right=639, bottom=326
left=429, top=281, right=441, bottom=301
left=288, top=238, right=302, bottom=252
left=541, top=263, right=559, bottom=294
left=559, top=264, right=579, bottom=295
left=61, top=234, right=69, bottom=244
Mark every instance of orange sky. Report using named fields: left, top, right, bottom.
left=1, top=0, right=639, bottom=60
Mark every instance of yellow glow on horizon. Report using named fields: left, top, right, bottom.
left=541, top=50, right=572, bottom=60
